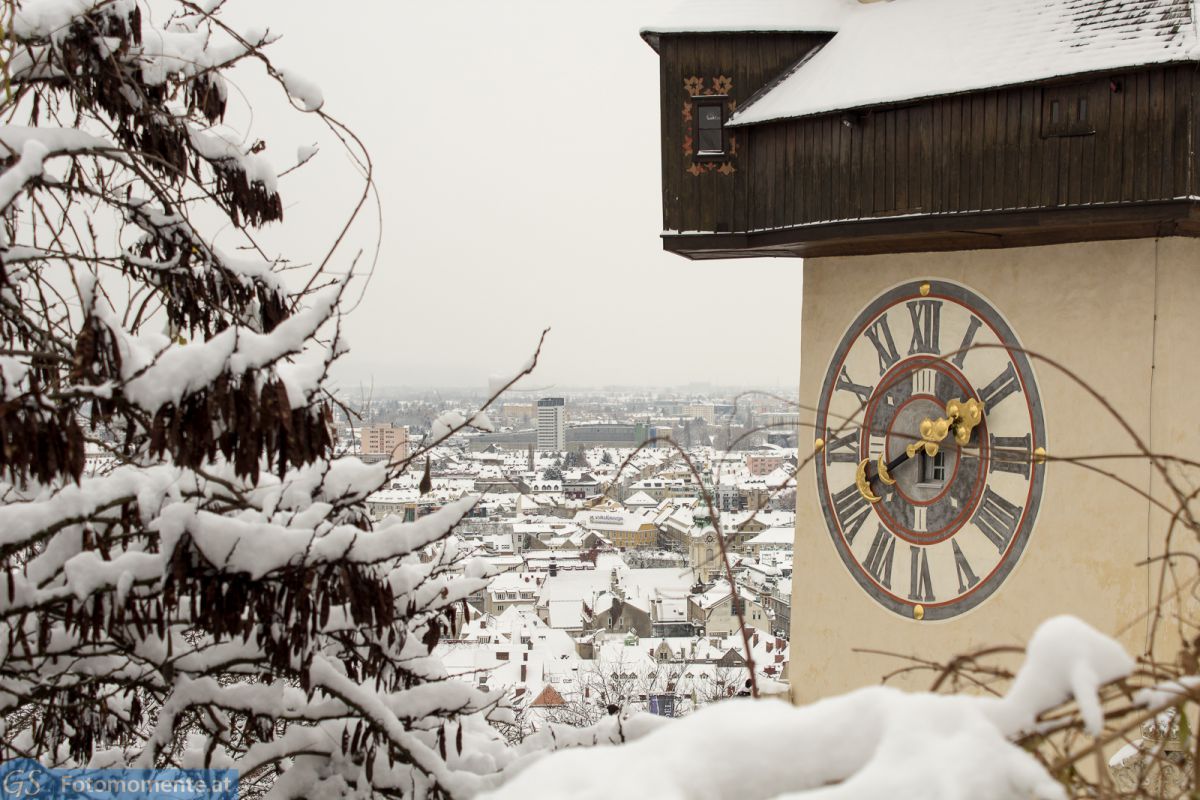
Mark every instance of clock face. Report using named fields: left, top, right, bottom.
left=814, top=280, right=1046, bottom=621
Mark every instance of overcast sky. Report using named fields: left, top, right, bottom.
left=223, top=1, right=805, bottom=391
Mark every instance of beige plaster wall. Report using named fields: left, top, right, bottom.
left=791, top=237, right=1200, bottom=703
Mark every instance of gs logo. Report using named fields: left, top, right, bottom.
left=0, top=760, right=50, bottom=798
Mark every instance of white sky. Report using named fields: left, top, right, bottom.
left=223, top=0, right=805, bottom=391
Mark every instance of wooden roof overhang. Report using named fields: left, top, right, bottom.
left=662, top=199, right=1200, bottom=260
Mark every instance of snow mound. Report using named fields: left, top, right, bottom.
left=482, top=616, right=1134, bottom=800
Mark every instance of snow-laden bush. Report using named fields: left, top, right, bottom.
left=0, top=1, right=519, bottom=796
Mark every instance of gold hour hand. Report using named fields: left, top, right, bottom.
left=855, top=458, right=882, bottom=504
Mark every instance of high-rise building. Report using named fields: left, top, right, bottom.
left=536, top=397, right=565, bottom=451
left=360, top=424, right=409, bottom=464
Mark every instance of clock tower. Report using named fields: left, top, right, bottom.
left=643, top=0, right=1200, bottom=701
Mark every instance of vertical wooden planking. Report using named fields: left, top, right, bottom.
left=762, top=120, right=776, bottom=230
left=840, top=112, right=849, bottom=219
left=1017, top=88, right=1034, bottom=208
left=850, top=111, right=863, bottom=218
left=1162, top=66, right=1177, bottom=199
left=1040, top=89, right=1059, bottom=207
left=799, top=119, right=811, bottom=224
left=784, top=122, right=797, bottom=227
left=981, top=92, right=996, bottom=210
left=809, top=117, right=820, bottom=224
left=1170, top=65, right=1189, bottom=199
left=669, top=37, right=687, bottom=232
left=1076, top=83, right=1095, bottom=204
left=1147, top=69, right=1164, bottom=200
left=861, top=112, right=874, bottom=217
left=930, top=99, right=944, bottom=213
left=882, top=110, right=895, bottom=211
left=1004, top=90, right=1020, bottom=209
left=1066, top=130, right=1081, bottom=206
left=1120, top=70, right=1136, bottom=202
left=918, top=104, right=933, bottom=213
left=1189, top=67, right=1198, bottom=199
left=830, top=115, right=843, bottom=220
left=1107, top=72, right=1126, bottom=203
left=659, top=38, right=672, bottom=232
left=892, top=106, right=908, bottom=211
left=955, top=95, right=964, bottom=212
left=1091, top=75, right=1113, bottom=203
left=1133, top=70, right=1150, bottom=201
left=778, top=122, right=790, bottom=228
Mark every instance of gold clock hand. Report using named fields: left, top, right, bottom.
left=856, top=448, right=918, bottom=503
left=905, top=397, right=986, bottom=459
left=855, top=458, right=882, bottom=503
left=855, top=397, right=987, bottom=503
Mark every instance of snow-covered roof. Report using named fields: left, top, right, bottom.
left=547, top=599, right=584, bottom=630
left=729, top=0, right=1200, bottom=126
left=745, top=526, right=795, bottom=547
left=641, top=0, right=846, bottom=36
left=622, top=490, right=659, bottom=508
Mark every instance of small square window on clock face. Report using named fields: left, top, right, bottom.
left=919, top=450, right=946, bottom=486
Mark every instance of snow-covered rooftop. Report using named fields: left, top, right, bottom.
left=641, top=0, right=845, bottom=36
left=652, top=0, right=1200, bottom=126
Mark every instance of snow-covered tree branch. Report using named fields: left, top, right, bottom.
left=0, top=1, right=524, bottom=796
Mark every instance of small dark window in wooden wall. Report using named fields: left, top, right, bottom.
left=1041, top=85, right=1094, bottom=137
left=694, top=95, right=728, bottom=160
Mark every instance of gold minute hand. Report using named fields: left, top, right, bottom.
left=856, top=397, right=986, bottom=504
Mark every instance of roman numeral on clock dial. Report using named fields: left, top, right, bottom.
left=825, top=427, right=860, bottom=464
left=950, top=315, right=983, bottom=369
left=972, top=485, right=1024, bottom=552
left=836, top=366, right=873, bottom=405
left=907, top=299, right=942, bottom=355
left=864, top=315, right=900, bottom=376
left=990, top=433, right=1032, bottom=479
left=952, top=540, right=980, bottom=593
left=863, top=526, right=896, bottom=589
left=832, top=482, right=872, bottom=545
left=911, top=367, right=937, bottom=396
left=908, top=546, right=934, bottom=602
left=911, top=505, right=928, bottom=533
left=978, top=362, right=1022, bottom=409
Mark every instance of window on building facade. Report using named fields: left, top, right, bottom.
left=1042, top=85, right=1095, bottom=136
left=694, top=96, right=728, bottom=160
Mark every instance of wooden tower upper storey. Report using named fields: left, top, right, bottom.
left=642, top=0, right=1200, bottom=259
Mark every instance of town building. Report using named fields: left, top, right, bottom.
left=576, top=509, right=659, bottom=550
left=360, top=424, right=409, bottom=464
left=536, top=397, right=566, bottom=451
